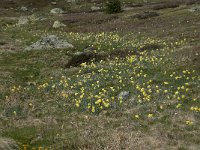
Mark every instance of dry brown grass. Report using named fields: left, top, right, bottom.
left=152, top=2, right=179, bottom=10
left=171, top=45, right=200, bottom=70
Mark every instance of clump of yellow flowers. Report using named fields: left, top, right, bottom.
left=8, top=32, right=199, bottom=128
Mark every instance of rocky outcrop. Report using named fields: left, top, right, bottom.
left=25, top=35, right=73, bottom=50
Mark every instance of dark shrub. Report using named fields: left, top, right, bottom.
left=105, top=0, right=122, bottom=14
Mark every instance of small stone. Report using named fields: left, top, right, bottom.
left=91, top=6, right=101, bottom=12
left=20, top=6, right=28, bottom=11
left=53, top=21, right=66, bottom=28
left=17, top=16, right=29, bottom=26
left=51, top=2, right=57, bottom=5
left=50, top=8, right=64, bottom=14
left=67, top=0, right=78, bottom=3
left=25, top=35, right=73, bottom=50
left=118, top=91, right=130, bottom=100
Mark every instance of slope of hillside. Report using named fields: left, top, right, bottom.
left=0, top=0, right=199, bottom=149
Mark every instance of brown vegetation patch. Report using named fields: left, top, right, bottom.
left=140, top=43, right=163, bottom=51
left=132, top=11, right=159, bottom=19
left=172, top=45, right=200, bottom=70
left=62, top=12, right=118, bottom=26
left=152, top=2, right=179, bottom=10
left=65, top=49, right=138, bottom=68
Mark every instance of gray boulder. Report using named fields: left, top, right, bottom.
left=25, top=35, right=74, bottom=50
left=0, top=138, right=19, bottom=150
left=66, top=0, right=79, bottom=3
left=20, top=6, right=28, bottom=11
left=50, top=8, right=64, bottom=14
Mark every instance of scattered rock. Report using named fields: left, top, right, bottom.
left=17, top=16, right=29, bottom=26
left=25, top=35, right=73, bottom=50
left=53, top=21, right=66, bottom=28
left=50, top=8, right=64, bottom=14
left=118, top=91, right=130, bottom=101
left=132, top=11, right=159, bottom=19
left=51, top=2, right=57, bottom=5
left=91, top=6, right=101, bottom=12
left=189, top=6, right=200, bottom=12
left=0, top=138, right=19, bottom=150
left=20, top=6, right=28, bottom=11
left=66, top=0, right=78, bottom=3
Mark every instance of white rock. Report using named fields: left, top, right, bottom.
left=50, top=8, right=64, bottom=14
left=20, top=6, right=28, bottom=11
left=53, top=21, right=66, bottom=28
left=118, top=91, right=130, bottom=100
left=91, top=6, right=101, bottom=11
left=51, top=2, right=57, bottom=5
left=67, top=0, right=78, bottom=3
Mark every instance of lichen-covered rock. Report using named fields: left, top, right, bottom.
left=66, top=0, right=79, bottom=3
left=50, top=8, right=64, bottom=14
left=25, top=35, right=73, bottom=50
left=20, top=6, right=28, bottom=11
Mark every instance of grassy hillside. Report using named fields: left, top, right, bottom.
left=0, top=0, right=199, bottom=149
